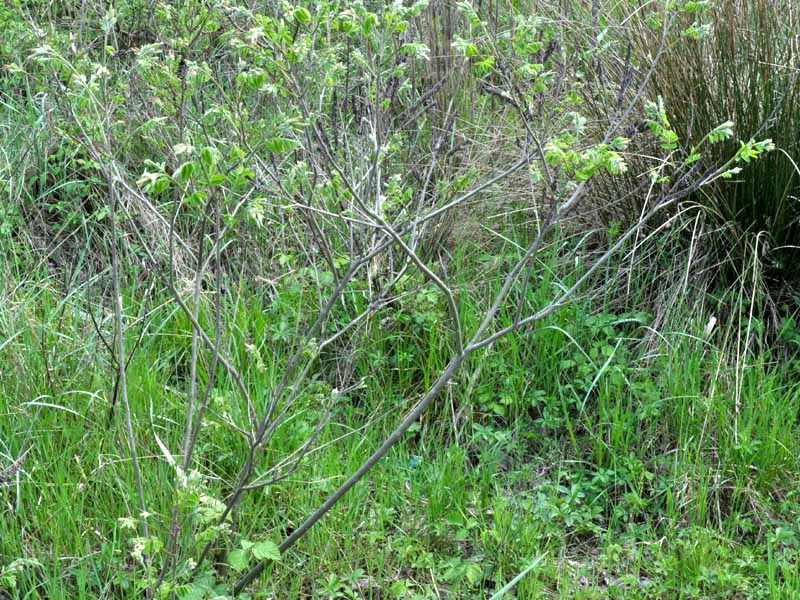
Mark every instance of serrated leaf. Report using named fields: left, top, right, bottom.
left=252, top=540, right=281, bottom=561
left=228, top=549, right=249, bottom=572
left=466, top=562, right=482, bottom=586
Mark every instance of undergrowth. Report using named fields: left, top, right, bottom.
left=2, top=1, right=800, bottom=599
left=2, top=236, right=800, bottom=598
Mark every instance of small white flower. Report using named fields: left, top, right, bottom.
left=175, top=465, right=188, bottom=489
left=130, top=538, right=146, bottom=562
left=118, top=516, right=137, bottom=530
left=94, top=64, right=111, bottom=78
left=173, top=143, right=194, bottom=156
left=704, top=315, right=717, bottom=337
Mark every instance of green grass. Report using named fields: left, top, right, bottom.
left=645, top=0, right=800, bottom=285
left=2, top=241, right=799, bottom=598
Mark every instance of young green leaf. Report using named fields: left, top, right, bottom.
left=252, top=540, right=281, bottom=562
left=294, top=7, right=311, bottom=25
left=228, top=549, right=250, bottom=572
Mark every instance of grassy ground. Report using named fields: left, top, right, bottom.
left=2, top=237, right=800, bottom=598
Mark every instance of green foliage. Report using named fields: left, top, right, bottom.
left=1, top=269, right=800, bottom=597
left=1, top=0, right=799, bottom=599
